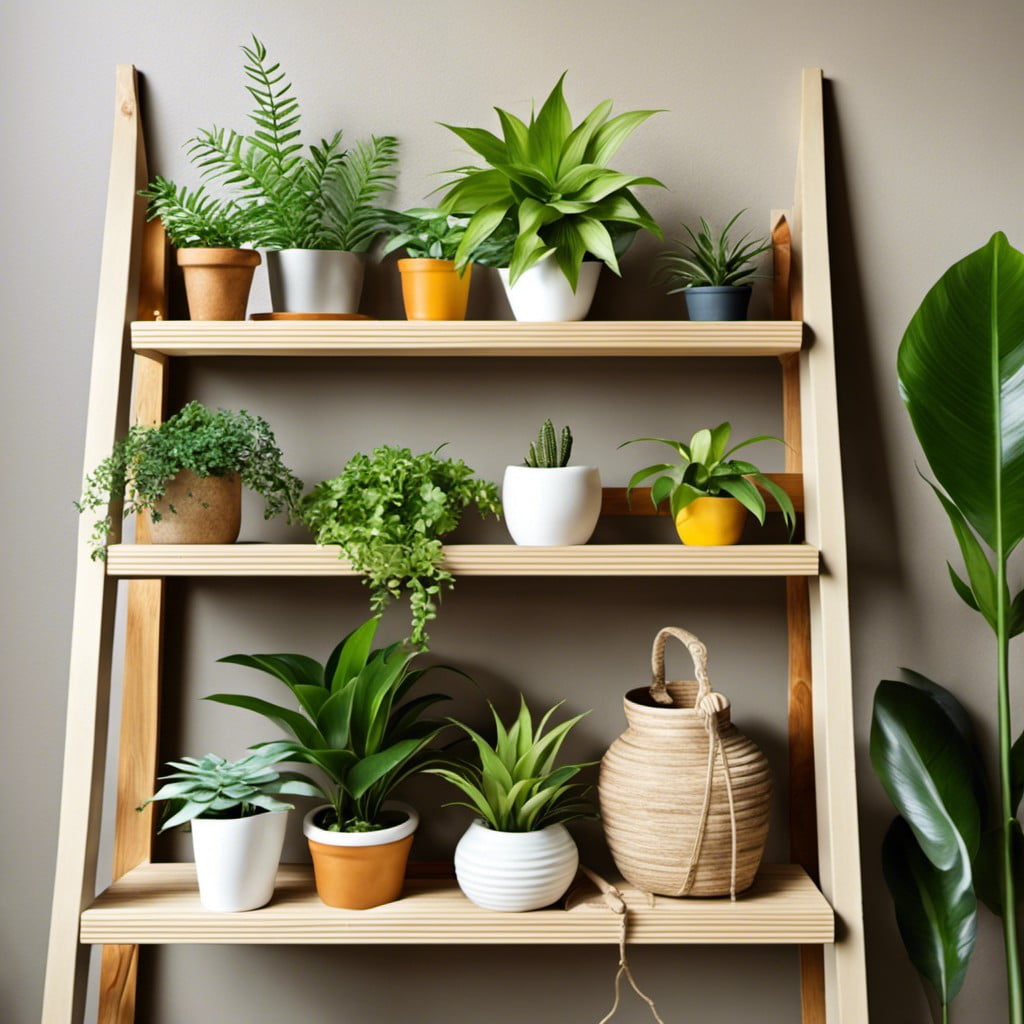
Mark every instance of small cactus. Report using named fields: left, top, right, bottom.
left=524, top=419, right=573, bottom=468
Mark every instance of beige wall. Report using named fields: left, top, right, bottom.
left=3, top=1, right=1023, bottom=1020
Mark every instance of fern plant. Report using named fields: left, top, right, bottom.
left=186, top=36, right=398, bottom=251
left=524, top=419, right=573, bottom=468
left=139, top=177, right=255, bottom=248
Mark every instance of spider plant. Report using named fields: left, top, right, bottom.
left=654, top=210, right=771, bottom=291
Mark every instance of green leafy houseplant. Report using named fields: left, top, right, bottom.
left=300, top=445, right=501, bottom=645
left=381, top=208, right=471, bottom=262
left=621, top=422, right=795, bottom=537
left=428, top=697, right=595, bottom=832
left=76, top=400, right=304, bottom=558
left=139, top=177, right=255, bottom=249
left=187, top=36, right=397, bottom=252
left=437, top=73, right=664, bottom=289
left=653, top=210, right=771, bottom=291
left=210, top=616, right=453, bottom=832
left=871, top=232, right=1024, bottom=1023
left=137, top=748, right=319, bottom=832
left=524, top=419, right=573, bottom=468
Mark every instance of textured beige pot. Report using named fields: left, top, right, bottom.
left=177, top=248, right=261, bottom=321
left=149, top=470, right=242, bottom=544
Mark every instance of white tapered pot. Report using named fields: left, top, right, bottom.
left=266, top=249, right=365, bottom=313
left=190, top=810, right=288, bottom=912
left=497, top=259, right=601, bottom=321
left=454, top=820, right=579, bottom=912
left=502, top=465, right=602, bottom=546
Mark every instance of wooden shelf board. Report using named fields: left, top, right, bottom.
left=131, top=319, right=803, bottom=357
left=105, top=542, right=819, bottom=578
left=80, top=863, right=834, bottom=946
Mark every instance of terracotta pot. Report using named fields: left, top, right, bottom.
left=674, top=495, right=747, bottom=546
left=177, top=248, right=260, bottom=321
left=397, top=259, right=472, bottom=320
left=302, top=803, right=418, bottom=909
left=149, top=470, right=241, bottom=545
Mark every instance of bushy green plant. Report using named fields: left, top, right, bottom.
left=381, top=208, right=470, bottom=262
left=137, top=748, right=319, bottom=832
left=139, top=177, right=255, bottom=249
left=210, top=616, right=453, bottom=832
left=524, top=419, right=573, bottom=468
left=437, top=73, right=664, bottom=289
left=76, top=400, right=304, bottom=558
left=621, top=422, right=795, bottom=537
left=185, top=36, right=398, bottom=252
left=300, top=445, right=501, bottom=644
left=654, top=210, right=771, bottom=290
left=428, top=697, right=595, bottom=832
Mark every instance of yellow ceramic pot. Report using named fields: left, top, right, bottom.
left=398, top=258, right=472, bottom=320
left=674, top=496, right=747, bottom=546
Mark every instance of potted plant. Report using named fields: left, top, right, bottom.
left=437, top=73, right=664, bottom=321
left=428, top=697, right=595, bottom=911
left=76, top=400, right=304, bottom=558
left=621, top=422, right=795, bottom=545
left=381, top=208, right=474, bottom=320
left=653, top=210, right=771, bottom=321
left=209, top=616, right=454, bottom=909
left=502, top=419, right=601, bottom=546
left=188, top=37, right=398, bottom=314
left=137, top=748, right=319, bottom=912
left=140, top=177, right=260, bottom=321
left=300, top=445, right=501, bottom=645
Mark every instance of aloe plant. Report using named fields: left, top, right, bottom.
left=428, top=698, right=595, bottom=832
left=653, top=210, right=771, bottom=291
left=437, top=73, right=664, bottom=289
left=524, top=419, right=573, bottom=468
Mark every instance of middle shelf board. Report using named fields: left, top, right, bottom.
left=130, top=319, right=804, bottom=358
left=105, top=543, right=820, bottom=578
left=80, top=863, right=834, bottom=946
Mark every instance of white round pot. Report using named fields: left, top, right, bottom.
left=190, top=810, right=288, bottom=912
left=301, top=802, right=419, bottom=847
left=502, top=465, right=602, bottom=546
left=266, top=249, right=365, bottom=313
left=454, top=820, right=579, bottom=912
left=497, top=259, right=601, bottom=321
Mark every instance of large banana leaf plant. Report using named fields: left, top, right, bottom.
left=872, top=231, right=1024, bottom=1022
left=437, top=73, right=664, bottom=289
left=207, top=617, right=454, bottom=832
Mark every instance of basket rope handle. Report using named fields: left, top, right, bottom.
left=649, top=626, right=711, bottom=706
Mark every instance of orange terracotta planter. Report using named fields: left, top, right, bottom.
left=149, top=470, right=241, bottom=544
left=177, top=247, right=261, bottom=321
left=674, top=495, right=747, bottom=546
left=398, top=258, right=472, bottom=320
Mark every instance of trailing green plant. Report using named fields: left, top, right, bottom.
left=210, top=616, right=454, bottom=831
left=653, top=210, right=771, bottom=291
left=137, top=748, right=319, bottom=832
left=139, top=176, right=256, bottom=249
left=381, top=207, right=471, bottom=262
left=186, top=36, right=398, bottom=251
left=871, top=231, right=1024, bottom=1024
left=620, top=422, right=795, bottom=538
left=436, top=73, right=664, bottom=289
left=523, top=419, right=573, bottom=468
left=300, top=445, right=501, bottom=645
left=428, top=697, right=596, bottom=832
left=76, top=400, right=304, bottom=558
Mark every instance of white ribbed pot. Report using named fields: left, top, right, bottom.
left=454, top=820, right=579, bottom=912
left=502, top=465, right=602, bottom=546
left=190, top=810, right=288, bottom=912
left=266, top=249, right=365, bottom=313
left=497, top=259, right=601, bottom=321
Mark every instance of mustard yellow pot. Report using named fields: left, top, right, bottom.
left=674, top=495, right=747, bottom=545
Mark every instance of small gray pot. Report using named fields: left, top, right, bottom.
left=683, top=285, right=752, bottom=321
left=266, top=249, right=365, bottom=313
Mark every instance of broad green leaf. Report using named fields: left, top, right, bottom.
left=689, top=428, right=713, bottom=466
left=218, top=652, right=324, bottom=691
left=205, top=692, right=320, bottom=749
left=574, top=217, right=619, bottom=274
left=347, top=738, right=426, bottom=799
left=325, top=616, right=378, bottom=693
left=708, top=422, right=732, bottom=464
left=556, top=99, right=613, bottom=178
left=650, top=475, right=676, bottom=509
left=496, top=109, right=530, bottom=165
left=586, top=109, right=662, bottom=167
left=454, top=201, right=513, bottom=268
left=948, top=564, right=981, bottom=612
left=722, top=433, right=785, bottom=460
left=669, top=482, right=705, bottom=520
left=529, top=73, right=573, bottom=177
left=441, top=124, right=509, bottom=166
left=898, top=232, right=1024, bottom=555
left=716, top=476, right=767, bottom=524
left=316, top=687, right=355, bottom=749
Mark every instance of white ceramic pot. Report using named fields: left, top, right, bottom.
left=502, top=465, right=602, bottom=546
left=497, top=259, right=601, bottom=321
left=190, top=810, right=288, bottom=912
left=266, top=249, right=365, bottom=313
left=454, top=820, right=579, bottom=912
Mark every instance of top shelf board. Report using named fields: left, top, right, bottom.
left=131, top=320, right=804, bottom=358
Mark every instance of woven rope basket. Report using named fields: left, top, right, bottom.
left=599, top=626, right=772, bottom=898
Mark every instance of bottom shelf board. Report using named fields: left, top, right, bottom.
left=80, top=863, right=833, bottom=946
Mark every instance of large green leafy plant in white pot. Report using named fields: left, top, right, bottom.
left=437, top=74, right=664, bottom=321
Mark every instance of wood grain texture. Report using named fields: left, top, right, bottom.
left=80, top=863, right=834, bottom=946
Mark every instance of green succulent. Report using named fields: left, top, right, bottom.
left=137, top=748, right=319, bottom=833
left=524, top=419, right=573, bottom=468
left=654, top=210, right=771, bottom=290
left=437, top=73, right=664, bottom=289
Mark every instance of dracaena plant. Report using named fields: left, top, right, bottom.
left=209, top=616, right=454, bottom=832
left=620, top=422, right=795, bottom=538
left=428, top=698, right=596, bottom=832
left=137, top=748, right=319, bottom=832
left=653, top=209, right=772, bottom=290
left=437, top=73, right=665, bottom=289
